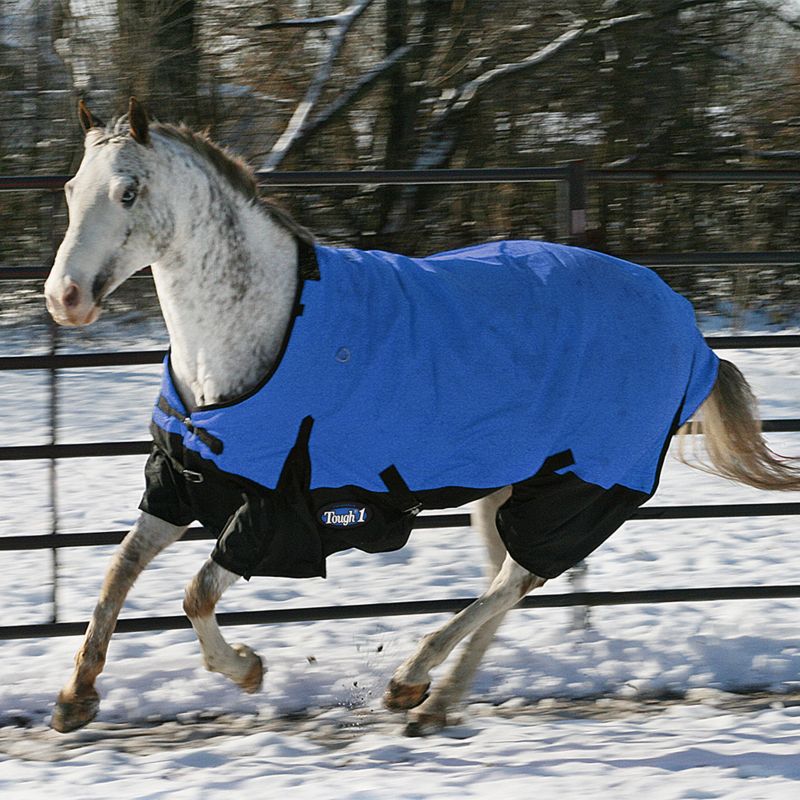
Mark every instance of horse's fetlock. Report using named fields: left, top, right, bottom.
left=201, top=653, right=217, bottom=672
left=75, top=645, right=106, bottom=678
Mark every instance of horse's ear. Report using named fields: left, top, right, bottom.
left=128, top=97, right=150, bottom=146
left=78, top=99, right=105, bottom=134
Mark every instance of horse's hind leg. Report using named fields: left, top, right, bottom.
left=52, top=512, right=186, bottom=732
left=403, top=488, right=512, bottom=736
left=385, top=490, right=546, bottom=724
left=385, top=555, right=543, bottom=713
left=183, top=559, right=264, bottom=692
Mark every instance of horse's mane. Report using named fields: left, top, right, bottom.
left=95, top=117, right=314, bottom=245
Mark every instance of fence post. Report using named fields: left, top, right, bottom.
left=46, top=190, right=60, bottom=623
left=567, top=160, right=587, bottom=245
left=556, top=161, right=587, bottom=244
left=568, top=560, right=591, bottom=632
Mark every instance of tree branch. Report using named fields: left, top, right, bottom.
left=440, top=0, right=751, bottom=125
left=447, top=22, right=589, bottom=116
left=415, top=4, right=722, bottom=172
left=441, top=14, right=649, bottom=121
left=260, top=0, right=376, bottom=169
left=291, top=44, right=416, bottom=151
left=253, top=18, right=349, bottom=30
left=253, top=10, right=364, bottom=30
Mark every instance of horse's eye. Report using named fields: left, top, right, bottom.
left=121, top=187, right=138, bottom=208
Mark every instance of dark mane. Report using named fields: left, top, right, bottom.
left=95, top=117, right=314, bottom=245
left=155, top=123, right=260, bottom=199
left=154, top=123, right=314, bottom=245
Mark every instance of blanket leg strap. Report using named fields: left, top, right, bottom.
left=379, top=464, right=423, bottom=516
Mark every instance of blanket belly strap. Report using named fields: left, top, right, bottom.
left=157, top=395, right=224, bottom=455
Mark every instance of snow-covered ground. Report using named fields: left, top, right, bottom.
left=0, top=316, right=799, bottom=798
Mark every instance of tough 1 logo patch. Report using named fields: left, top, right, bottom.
left=317, top=503, right=372, bottom=528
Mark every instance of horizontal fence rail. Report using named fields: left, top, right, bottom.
left=5, top=167, right=800, bottom=192
left=0, top=441, right=151, bottom=460
left=3, top=584, right=800, bottom=641
left=2, top=167, right=800, bottom=641
left=0, top=350, right=166, bottom=369
left=587, top=168, right=800, bottom=184
left=1, top=167, right=570, bottom=191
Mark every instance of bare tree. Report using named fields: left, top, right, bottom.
left=117, top=0, right=200, bottom=124
left=4, top=0, right=800, bottom=269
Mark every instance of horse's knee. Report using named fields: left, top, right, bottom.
left=184, top=559, right=237, bottom=619
left=183, top=574, right=216, bottom=619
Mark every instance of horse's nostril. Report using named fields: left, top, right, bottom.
left=63, top=283, right=80, bottom=308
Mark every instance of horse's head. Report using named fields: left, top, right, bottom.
left=45, top=98, right=174, bottom=326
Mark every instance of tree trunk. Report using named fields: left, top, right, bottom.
left=116, top=0, right=200, bottom=124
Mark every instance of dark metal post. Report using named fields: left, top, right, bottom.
left=568, top=560, right=591, bottom=632
left=556, top=161, right=587, bottom=244
left=46, top=191, right=60, bottom=623
left=48, top=326, right=59, bottom=622
left=567, top=160, right=587, bottom=245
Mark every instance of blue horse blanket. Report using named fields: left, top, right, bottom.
left=141, top=240, right=719, bottom=579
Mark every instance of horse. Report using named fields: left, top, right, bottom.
left=44, top=98, right=800, bottom=736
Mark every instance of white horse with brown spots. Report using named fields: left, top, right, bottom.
left=44, top=99, right=800, bottom=736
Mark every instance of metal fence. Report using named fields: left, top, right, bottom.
left=1, top=165, right=799, bottom=641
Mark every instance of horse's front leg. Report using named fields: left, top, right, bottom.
left=183, top=559, right=264, bottom=692
left=52, top=512, right=187, bottom=732
left=385, top=554, right=545, bottom=713
left=403, top=488, right=512, bottom=735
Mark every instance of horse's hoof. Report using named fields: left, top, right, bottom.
left=383, top=678, right=431, bottom=711
left=404, top=710, right=448, bottom=737
left=232, top=644, right=264, bottom=693
left=51, top=688, right=100, bottom=733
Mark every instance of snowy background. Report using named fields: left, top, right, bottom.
left=0, top=313, right=799, bottom=798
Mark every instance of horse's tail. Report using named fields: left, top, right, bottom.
left=677, top=359, right=800, bottom=491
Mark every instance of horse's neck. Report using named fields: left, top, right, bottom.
left=151, top=200, right=299, bottom=409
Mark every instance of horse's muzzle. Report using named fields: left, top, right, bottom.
left=44, top=278, right=102, bottom=326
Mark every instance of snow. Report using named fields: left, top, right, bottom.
left=1, top=320, right=799, bottom=797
